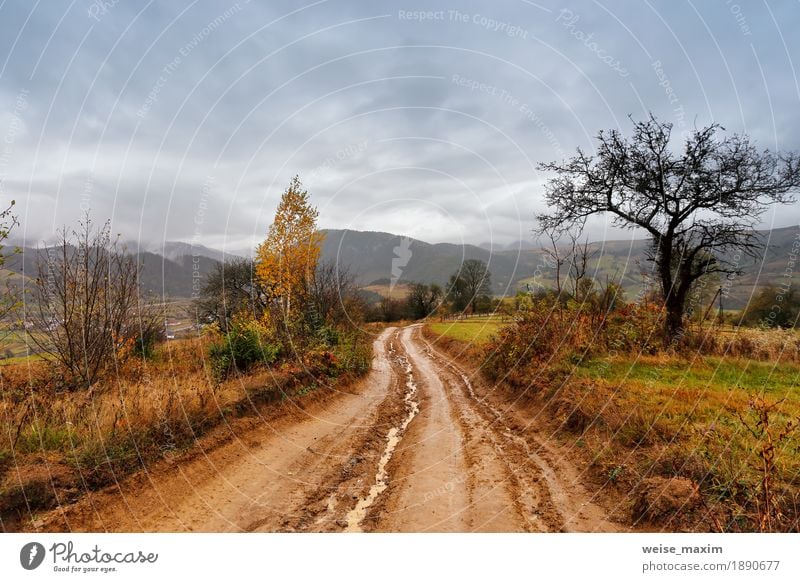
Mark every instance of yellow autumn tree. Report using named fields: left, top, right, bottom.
left=255, top=176, right=324, bottom=319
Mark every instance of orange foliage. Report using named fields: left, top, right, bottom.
left=255, top=176, right=324, bottom=317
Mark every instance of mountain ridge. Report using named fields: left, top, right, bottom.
left=5, top=226, right=799, bottom=308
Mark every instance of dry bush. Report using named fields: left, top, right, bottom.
left=684, top=326, right=800, bottom=363
left=28, top=218, right=163, bottom=389
left=483, top=304, right=589, bottom=391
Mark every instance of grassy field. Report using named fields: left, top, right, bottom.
left=426, top=315, right=508, bottom=345
left=575, top=355, right=800, bottom=397
left=361, top=283, right=412, bottom=300
left=544, top=353, right=800, bottom=530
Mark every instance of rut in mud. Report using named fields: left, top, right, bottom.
left=28, top=325, right=620, bottom=533
left=345, top=348, right=419, bottom=532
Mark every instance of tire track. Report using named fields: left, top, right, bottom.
left=418, top=329, right=620, bottom=532
left=367, top=326, right=533, bottom=532
left=28, top=325, right=619, bottom=533
left=344, top=345, right=419, bottom=532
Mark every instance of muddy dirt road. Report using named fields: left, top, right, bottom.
left=33, top=326, right=619, bottom=532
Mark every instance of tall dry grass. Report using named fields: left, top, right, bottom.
left=0, top=334, right=366, bottom=528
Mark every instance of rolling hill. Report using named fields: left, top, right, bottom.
left=4, top=225, right=798, bottom=308
left=320, top=227, right=800, bottom=309
left=2, top=245, right=222, bottom=298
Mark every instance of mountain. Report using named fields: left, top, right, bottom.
left=478, top=239, right=538, bottom=251
left=3, top=245, right=221, bottom=298
left=157, top=241, right=244, bottom=263
left=319, top=228, right=649, bottom=295
left=320, top=227, right=800, bottom=308
left=320, top=229, right=520, bottom=293
left=5, top=227, right=798, bottom=307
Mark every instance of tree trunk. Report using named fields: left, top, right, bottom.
left=655, top=235, right=686, bottom=346
left=664, top=295, right=685, bottom=346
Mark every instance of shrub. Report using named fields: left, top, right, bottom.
left=332, top=330, right=372, bottom=376
left=28, top=218, right=163, bottom=389
left=483, top=302, right=581, bottom=391
left=208, top=318, right=281, bottom=381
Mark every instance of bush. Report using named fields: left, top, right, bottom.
left=208, top=318, right=281, bottom=381
left=483, top=302, right=580, bottom=391
left=604, top=302, right=663, bottom=354
left=316, top=325, right=340, bottom=347
left=28, top=218, right=163, bottom=389
left=332, top=331, right=372, bottom=376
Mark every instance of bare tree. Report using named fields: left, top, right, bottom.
left=567, top=234, right=598, bottom=302
left=540, top=230, right=566, bottom=298
left=537, top=114, right=800, bottom=342
left=306, top=259, right=359, bottom=327
left=29, top=217, right=159, bottom=388
left=448, top=259, right=492, bottom=314
left=195, top=258, right=267, bottom=331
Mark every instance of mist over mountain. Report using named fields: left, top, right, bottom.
left=3, top=244, right=222, bottom=299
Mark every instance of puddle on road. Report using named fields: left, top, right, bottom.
left=344, top=352, right=419, bottom=532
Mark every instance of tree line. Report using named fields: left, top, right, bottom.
left=362, top=258, right=495, bottom=323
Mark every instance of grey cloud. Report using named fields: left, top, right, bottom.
left=2, top=0, right=799, bottom=247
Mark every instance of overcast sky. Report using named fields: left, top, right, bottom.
left=1, top=0, right=799, bottom=252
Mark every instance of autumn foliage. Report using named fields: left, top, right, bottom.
left=255, top=176, right=325, bottom=319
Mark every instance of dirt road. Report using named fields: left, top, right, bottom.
left=34, top=326, right=619, bottom=532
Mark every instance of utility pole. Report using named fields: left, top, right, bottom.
left=702, top=286, right=723, bottom=324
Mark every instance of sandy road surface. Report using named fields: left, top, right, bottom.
left=31, top=325, right=619, bottom=532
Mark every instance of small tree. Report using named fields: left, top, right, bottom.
left=406, top=282, right=443, bottom=320
left=540, top=230, right=566, bottom=298
left=195, top=258, right=267, bottom=331
left=29, top=217, right=160, bottom=388
left=447, top=259, right=492, bottom=314
left=255, top=176, right=324, bottom=320
left=377, top=295, right=402, bottom=322
left=537, top=115, right=800, bottom=342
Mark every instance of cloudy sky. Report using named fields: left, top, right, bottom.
left=1, top=0, right=799, bottom=252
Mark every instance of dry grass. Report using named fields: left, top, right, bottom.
left=544, top=355, right=800, bottom=531
left=684, top=324, right=800, bottom=362
left=0, top=335, right=365, bottom=529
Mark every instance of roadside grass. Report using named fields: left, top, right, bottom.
left=431, top=312, right=800, bottom=531
left=547, top=354, right=800, bottom=530
left=427, top=317, right=507, bottom=345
